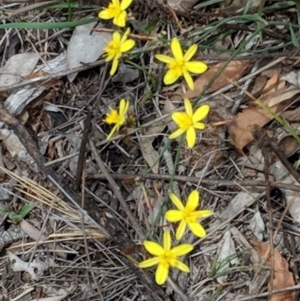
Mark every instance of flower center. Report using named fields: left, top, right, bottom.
left=183, top=207, right=197, bottom=223
left=160, top=251, right=177, bottom=267
left=108, top=3, right=122, bottom=17
left=178, top=113, right=193, bottom=130
left=105, top=40, right=121, bottom=57
left=170, top=60, right=186, bottom=76
left=105, top=109, right=123, bottom=125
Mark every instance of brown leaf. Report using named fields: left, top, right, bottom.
left=185, top=60, right=250, bottom=98
left=252, top=241, right=295, bottom=301
left=228, top=73, right=299, bottom=151
left=228, top=103, right=285, bottom=152
left=281, top=106, right=300, bottom=121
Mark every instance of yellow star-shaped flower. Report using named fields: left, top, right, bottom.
left=169, top=98, right=210, bottom=148
left=98, top=0, right=133, bottom=27
left=165, top=190, right=213, bottom=240
left=138, top=230, right=193, bottom=285
left=104, top=28, right=135, bottom=76
left=103, top=98, right=129, bottom=140
left=155, top=37, right=208, bottom=90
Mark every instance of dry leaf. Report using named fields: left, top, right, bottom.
left=0, top=53, right=40, bottom=87
left=281, top=107, right=300, bottom=121
left=138, top=136, right=160, bottom=174
left=270, top=161, right=300, bottom=224
left=185, top=60, right=249, bottom=98
left=228, top=73, right=299, bottom=151
left=252, top=241, right=295, bottom=301
left=67, top=22, right=111, bottom=82
left=158, top=0, right=198, bottom=16
left=228, top=105, right=282, bottom=152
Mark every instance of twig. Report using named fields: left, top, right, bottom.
left=86, top=173, right=300, bottom=192
left=89, top=139, right=144, bottom=239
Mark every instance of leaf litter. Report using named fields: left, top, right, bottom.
left=252, top=241, right=295, bottom=301
left=0, top=1, right=300, bottom=301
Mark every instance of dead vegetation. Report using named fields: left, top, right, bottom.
left=0, top=0, right=299, bottom=300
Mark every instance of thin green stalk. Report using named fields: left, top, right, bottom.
left=256, top=100, right=300, bottom=145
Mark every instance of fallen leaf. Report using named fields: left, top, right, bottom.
left=221, top=192, right=260, bottom=220
left=281, top=107, right=300, bottom=121
left=281, top=70, right=300, bottom=87
left=163, top=99, right=177, bottom=133
left=0, top=53, right=39, bottom=87
left=270, top=161, right=300, bottom=224
left=67, top=22, right=111, bottom=82
left=5, top=52, right=68, bottom=115
left=252, top=241, right=295, bottom=301
left=249, top=211, right=265, bottom=241
left=228, top=73, right=300, bottom=152
left=138, top=136, right=160, bottom=173
left=167, top=0, right=198, bottom=14
left=185, top=60, right=250, bottom=98
left=216, top=230, right=239, bottom=284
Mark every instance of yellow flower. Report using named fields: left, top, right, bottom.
left=165, top=190, right=213, bottom=240
left=138, top=230, right=193, bottom=285
left=103, top=99, right=129, bottom=140
left=155, top=37, right=208, bottom=90
left=98, top=0, right=132, bottom=27
left=169, top=98, right=209, bottom=148
left=104, top=28, right=135, bottom=76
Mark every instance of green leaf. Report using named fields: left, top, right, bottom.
left=8, top=212, right=22, bottom=222
left=289, top=23, right=300, bottom=47
left=0, top=206, right=8, bottom=215
left=0, top=18, right=97, bottom=29
left=19, top=204, right=34, bottom=218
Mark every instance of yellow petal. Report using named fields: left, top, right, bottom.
left=183, top=70, right=194, bottom=90
left=144, top=241, right=164, bottom=256
left=193, top=105, right=210, bottom=122
left=119, top=99, right=129, bottom=116
left=170, top=37, right=183, bottom=60
left=112, top=31, right=121, bottom=44
left=176, top=219, right=187, bottom=240
left=106, top=124, right=119, bottom=140
left=185, top=61, right=208, bottom=74
left=192, top=210, right=213, bottom=219
left=163, top=230, right=171, bottom=251
left=99, top=9, right=114, bottom=19
left=183, top=44, right=197, bottom=62
left=155, top=264, right=169, bottom=285
left=138, top=257, right=160, bottom=268
left=105, top=53, right=115, bottom=62
left=104, top=108, right=117, bottom=124
left=121, top=28, right=130, bottom=43
left=165, top=210, right=183, bottom=222
left=114, top=12, right=126, bottom=27
left=186, top=190, right=199, bottom=211
left=155, top=54, right=174, bottom=64
left=120, top=39, right=135, bottom=52
left=186, top=126, right=196, bottom=148
left=169, top=128, right=186, bottom=140
left=184, top=98, right=193, bottom=116
left=193, top=122, right=205, bottom=130
left=170, top=244, right=193, bottom=256
left=112, top=0, right=120, bottom=5
left=120, top=0, right=133, bottom=10
left=174, top=260, right=190, bottom=272
left=188, top=222, right=206, bottom=237
left=169, top=193, right=185, bottom=211
left=110, top=58, right=119, bottom=76
left=163, top=69, right=180, bottom=85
